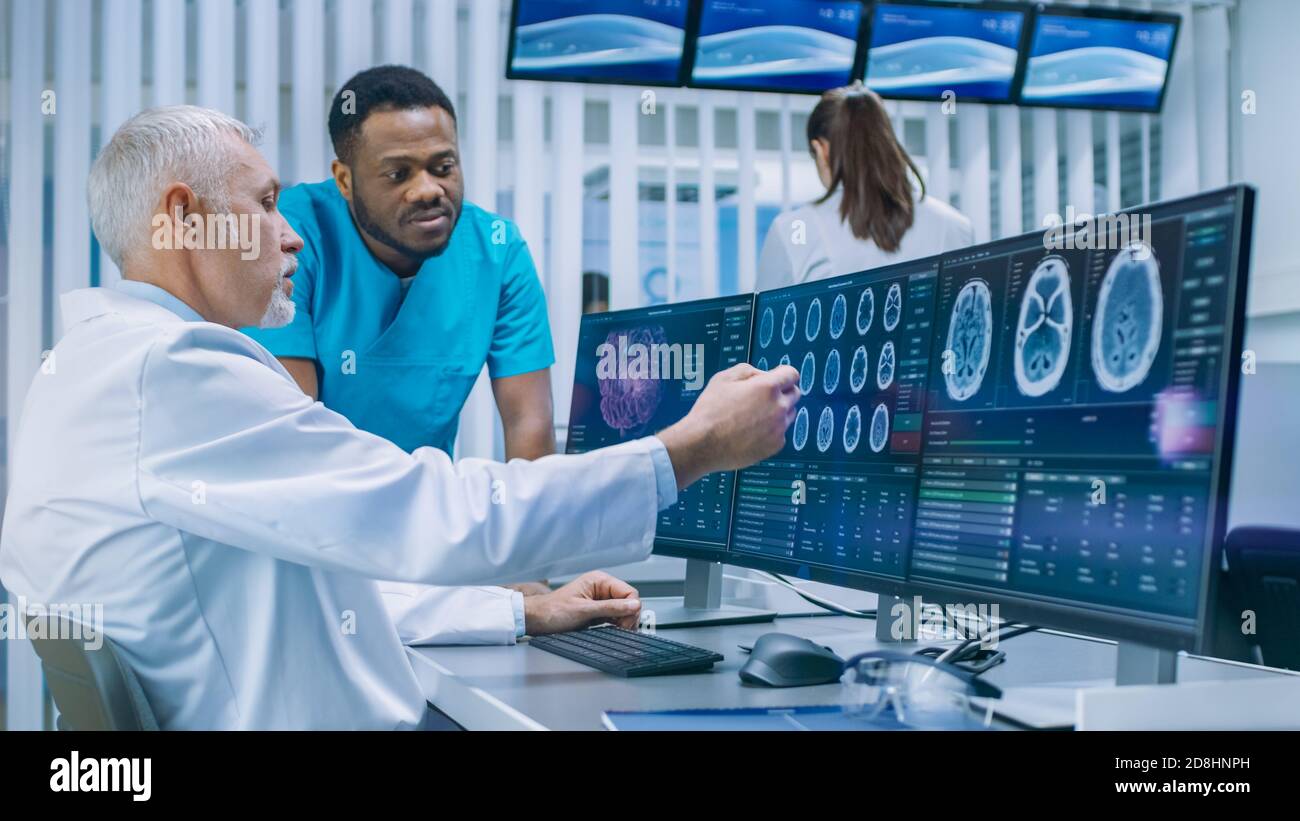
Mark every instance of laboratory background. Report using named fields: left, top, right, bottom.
left=0, top=0, right=1298, bottom=733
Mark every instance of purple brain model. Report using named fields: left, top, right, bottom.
left=599, top=326, right=667, bottom=435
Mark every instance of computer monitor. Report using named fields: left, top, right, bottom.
left=1017, top=3, right=1181, bottom=112
left=908, top=186, right=1253, bottom=656
left=565, top=294, right=756, bottom=561
left=730, top=257, right=943, bottom=590
left=505, top=0, right=693, bottom=87
left=684, top=0, right=868, bottom=95
left=863, top=0, right=1030, bottom=104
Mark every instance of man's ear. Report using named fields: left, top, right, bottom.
left=158, top=182, right=200, bottom=224
left=331, top=159, right=352, bottom=202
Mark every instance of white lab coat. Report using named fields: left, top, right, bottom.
left=756, top=190, right=975, bottom=291
left=0, top=287, right=667, bottom=729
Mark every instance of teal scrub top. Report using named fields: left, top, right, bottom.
left=244, top=180, right=555, bottom=455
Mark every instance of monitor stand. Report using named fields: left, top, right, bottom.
left=641, top=559, right=776, bottom=629
left=1115, top=641, right=1178, bottom=686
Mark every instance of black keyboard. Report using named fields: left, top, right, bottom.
left=528, top=626, right=724, bottom=677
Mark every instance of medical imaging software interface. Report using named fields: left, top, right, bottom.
left=689, top=0, right=864, bottom=94
left=732, top=259, right=941, bottom=579
left=864, top=2, right=1026, bottom=103
left=914, top=190, right=1243, bottom=624
left=509, top=0, right=691, bottom=85
left=566, top=295, right=755, bottom=553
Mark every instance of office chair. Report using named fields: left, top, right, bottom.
left=1223, top=527, right=1300, bottom=672
left=27, top=615, right=159, bottom=731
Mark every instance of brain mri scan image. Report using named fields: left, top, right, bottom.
left=883, top=283, right=903, bottom=332
left=876, top=340, right=896, bottom=391
left=756, top=356, right=768, bottom=371
left=799, top=352, right=816, bottom=395
left=781, top=302, right=797, bottom=346
left=850, top=345, right=868, bottom=393
left=824, top=349, right=841, bottom=394
left=806, top=297, right=823, bottom=342
left=792, top=406, right=810, bottom=451
left=599, top=326, right=665, bottom=436
left=869, top=402, right=890, bottom=453
left=830, top=293, right=847, bottom=339
left=1092, top=243, right=1163, bottom=393
left=1015, top=256, right=1073, bottom=397
left=944, top=279, right=993, bottom=402
left=843, top=404, right=862, bottom=453
left=816, top=406, right=835, bottom=453
left=857, top=287, right=875, bottom=335
left=780, top=354, right=791, bottom=368
left=758, top=306, right=774, bottom=349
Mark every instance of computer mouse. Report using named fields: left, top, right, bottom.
left=738, top=632, right=846, bottom=688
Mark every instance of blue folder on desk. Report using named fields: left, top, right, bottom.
left=602, top=704, right=993, bottom=731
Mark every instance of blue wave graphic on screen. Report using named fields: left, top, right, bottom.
left=1021, top=47, right=1168, bottom=102
left=692, top=26, right=856, bottom=81
left=866, top=36, right=1018, bottom=91
left=512, top=14, right=684, bottom=71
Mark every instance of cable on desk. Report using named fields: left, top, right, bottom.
left=757, top=571, right=877, bottom=619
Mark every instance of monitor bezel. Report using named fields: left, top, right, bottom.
left=859, top=0, right=1033, bottom=106
left=681, top=0, right=871, bottom=96
left=563, top=292, right=758, bottom=563
left=719, top=185, right=1254, bottom=654
left=1014, top=2, right=1183, bottom=113
left=504, top=0, right=696, bottom=89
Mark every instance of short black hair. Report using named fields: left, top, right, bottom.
left=329, top=65, right=457, bottom=164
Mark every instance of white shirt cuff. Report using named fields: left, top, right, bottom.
left=646, top=435, right=679, bottom=511
left=511, top=589, right=527, bottom=638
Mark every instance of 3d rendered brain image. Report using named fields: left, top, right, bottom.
left=1014, top=256, right=1073, bottom=397
left=877, top=340, right=896, bottom=391
left=883, top=282, right=903, bottom=332
left=850, top=345, right=868, bottom=394
left=944, top=279, right=993, bottom=402
left=869, top=402, right=890, bottom=453
left=816, top=406, right=835, bottom=453
left=857, top=287, right=875, bottom=335
left=1092, top=243, right=1163, bottom=393
left=792, top=406, right=810, bottom=451
left=824, top=348, right=841, bottom=394
left=799, top=351, right=816, bottom=395
left=781, top=302, right=797, bottom=346
left=843, top=404, right=862, bottom=454
left=805, top=297, right=823, bottom=342
left=758, top=306, right=774, bottom=349
left=756, top=356, right=769, bottom=371
left=830, top=293, right=847, bottom=339
left=598, top=326, right=666, bottom=436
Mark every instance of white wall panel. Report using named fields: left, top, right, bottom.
left=151, top=0, right=186, bottom=106
left=246, top=0, right=281, bottom=173
left=197, top=0, right=236, bottom=114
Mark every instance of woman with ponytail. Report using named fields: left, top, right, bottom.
left=757, top=82, right=974, bottom=290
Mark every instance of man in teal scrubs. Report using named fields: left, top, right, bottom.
left=245, top=66, right=634, bottom=641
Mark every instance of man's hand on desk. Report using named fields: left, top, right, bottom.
left=523, top=571, right=641, bottom=635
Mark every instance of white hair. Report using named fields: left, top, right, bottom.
left=87, top=105, right=261, bottom=269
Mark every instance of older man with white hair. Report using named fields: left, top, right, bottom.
left=0, top=106, right=800, bottom=729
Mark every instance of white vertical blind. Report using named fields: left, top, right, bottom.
left=290, top=0, right=326, bottom=185
left=334, top=0, right=374, bottom=89
left=99, top=0, right=143, bottom=284
left=608, top=86, right=639, bottom=309
left=958, top=104, right=991, bottom=243
left=1193, top=4, right=1230, bottom=189
left=382, top=0, right=414, bottom=65
left=1161, top=1, right=1199, bottom=199
left=778, top=95, right=792, bottom=213
left=1066, top=111, right=1095, bottom=215
left=665, top=100, right=679, bottom=302
left=54, top=0, right=93, bottom=319
left=425, top=0, right=458, bottom=104
left=924, top=107, right=951, bottom=205
left=547, top=83, right=584, bottom=419
left=512, top=81, right=546, bottom=291
left=996, top=106, right=1022, bottom=237
left=1032, top=108, right=1059, bottom=226
left=6, top=0, right=48, bottom=733
left=197, top=0, right=236, bottom=114
left=736, top=94, right=757, bottom=294
left=150, top=0, right=186, bottom=106
left=245, top=0, right=281, bottom=173
left=697, top=94, right=719, bottom=297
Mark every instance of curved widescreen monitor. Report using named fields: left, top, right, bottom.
left=564, top=294, right=756, bottom=561
left=506, top=0, right=692, bottom=87
left=1018, top=3, right=1180, bottom=112
left=863, top=0, right=1029, bottom=104
left=685, top=0, right=868, bottom=95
